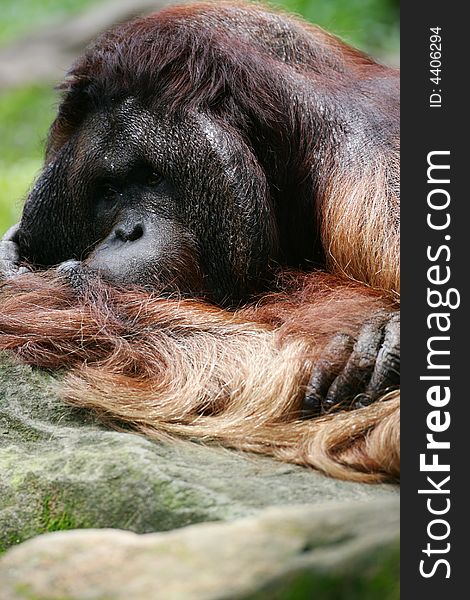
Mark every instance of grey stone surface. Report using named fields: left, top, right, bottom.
left=0, top=498, right=399, bottom=600
left=0, top=353, right=398, bottom=553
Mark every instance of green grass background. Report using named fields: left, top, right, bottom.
left=0, top=0, right=399, bottom=235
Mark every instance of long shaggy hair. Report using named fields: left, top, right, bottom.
left=0, top=271, right=399, bottom=483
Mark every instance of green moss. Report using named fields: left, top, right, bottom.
left=39, top=495, right=90, bottom=533
left=1, top=487, right=94, bottom=554
left=0, top=414, right=44, bottom=443
left=246, top=545, right=400, bottom=599
left=0, top=490, right=90, bottom=554
left=0, top=532, right=24, bottom=555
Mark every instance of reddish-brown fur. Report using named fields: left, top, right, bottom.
left=0, top=272, right=399, bottom=482
left=0, top=2, right=399, bottom=482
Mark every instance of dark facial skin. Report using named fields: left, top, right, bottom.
left=17, top=100, right=277, bottom=304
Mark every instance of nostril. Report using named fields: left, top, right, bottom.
left=115, top=223, right=144, bottom=243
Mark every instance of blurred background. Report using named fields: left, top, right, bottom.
left=0, top=0, right=399, bottom=235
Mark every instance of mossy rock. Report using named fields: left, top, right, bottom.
left=1, top=352, right=398, bottom=553
left=0, top=498, right=399, bottom=600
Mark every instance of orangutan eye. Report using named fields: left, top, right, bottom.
left=146, top=172, right=163, bottom=186
left=95, top=181, right=123, bottom=211
left=96, top=181, right=122, bottom=201
left=102, top=183, right=121, bottom=198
